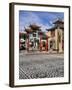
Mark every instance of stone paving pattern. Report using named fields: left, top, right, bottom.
left=19, top=52, right=64, bottom=79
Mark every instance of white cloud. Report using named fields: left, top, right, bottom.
left=19, top=12, right=43, bottom=31
left=19, top=12, right=53, bottom=32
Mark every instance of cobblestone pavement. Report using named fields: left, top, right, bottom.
left=19, top=52, right=64, bottom=79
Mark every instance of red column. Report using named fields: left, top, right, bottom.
left=46, top=37, right=48, bottom=51
left=40, top=35, right=42, bottom=51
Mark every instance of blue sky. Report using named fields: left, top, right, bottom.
left=19, top=11, right=64, bottom=32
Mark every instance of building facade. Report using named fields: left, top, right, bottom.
left=46, top=19, right=64, bottom=53
left=19, top=19, right=64, bottom=53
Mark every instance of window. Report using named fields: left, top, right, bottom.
left=50, top=41, right=53, bottom=48
left=58, top=31, right=61, bottom=43
left=51, top=30, right=55, bottom=37
left=33, top=33, right=36, bottom=37
left=50, top=40, right=56, bottom=50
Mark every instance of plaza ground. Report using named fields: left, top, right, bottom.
left=19, top=51, right=64, bottom=79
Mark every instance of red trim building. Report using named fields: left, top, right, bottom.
left=19, top=24, right=49, bottom=51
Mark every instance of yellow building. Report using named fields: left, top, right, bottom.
left=46, top=19, right=64, bottom=53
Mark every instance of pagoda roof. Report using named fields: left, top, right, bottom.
left=29, top=24, right=40, bottom=30
left=25, top=28, right=33, bottom=33
left=53, top=19, right=64, bottom=24
left=46, top=26, right=57, bottom=31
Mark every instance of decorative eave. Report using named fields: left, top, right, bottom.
left=29, top=24, right=41, bottom=30
left=25, top=28, right=33, bottom=33
left=46, top=26, right=57, bottom=31
left=53, top=19, right=64, bottom=24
